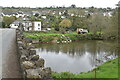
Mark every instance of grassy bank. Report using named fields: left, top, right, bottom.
left=52, top=58, right=118, bottom=78
left=24, top=31, right=104, bottom=43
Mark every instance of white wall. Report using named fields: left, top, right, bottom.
left=33, top=21, right=41, bottom=31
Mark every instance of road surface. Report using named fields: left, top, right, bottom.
left=0, top=28, right=22, bottom=78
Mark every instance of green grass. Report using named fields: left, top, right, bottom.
left=23, top=31, right=115, bottom=42
left=52, top=58, right=118, bottom=78
left=24, top=31, right=77, bottom=40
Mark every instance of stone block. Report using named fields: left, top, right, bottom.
left=22, top=61, right=35, bottom=69
left=30, top=55, right=39, bottom=61
left=35, top=58, right=44, bottom=67
left=29, top=50, right=36, bottom=55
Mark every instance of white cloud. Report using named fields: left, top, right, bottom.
left=0, top=0, right=119, bottom=8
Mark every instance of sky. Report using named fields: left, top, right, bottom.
left=0, top=0, right=119, bottom=8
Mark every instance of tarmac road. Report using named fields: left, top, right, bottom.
left=0, top=28, right=22, bottom=78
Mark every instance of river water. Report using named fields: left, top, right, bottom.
left=34, top=40, right=118, bottom=74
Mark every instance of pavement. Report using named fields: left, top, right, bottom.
left=0, top=28, right=22, bottom=78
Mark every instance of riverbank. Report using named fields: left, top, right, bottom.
left=24, top=31, right=105, bottom=44
left=52, top=58, right=118, bottom=78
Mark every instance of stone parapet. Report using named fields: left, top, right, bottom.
left=16, top=29, right=53, bottom=80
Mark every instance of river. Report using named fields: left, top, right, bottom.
left=34, top=40, right=118, bottom=74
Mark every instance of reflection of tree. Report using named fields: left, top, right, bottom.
left=86, top=41, right=97, bottom=67
left=34, top=41, right=117, bottom=61
left=86, top=40, right=118, bottom=67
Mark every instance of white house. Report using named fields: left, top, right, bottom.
left=61, top=16, right=66, bottom=19
left=33, top=21, right=41, bottom=31
left=16, top=11, right=25, bottom=18
left=10, top=21, right=21, bottom=28
left=41, top=16, right=46, bottom=19
left=23, top=21, right=41, bottom=31
left=77, top=28, right=88, bottom=34
left=10, top=20, right=41, bottom=31
left=22, top=21, right=32, bottom=31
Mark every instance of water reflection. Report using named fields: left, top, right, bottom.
left=34, top=40, right=118, bottom=74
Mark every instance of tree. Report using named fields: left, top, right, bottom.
left=59, top=19, right=72, bottom=28
left=34, top=13, right=39, bottom=17
left=70, top=4, right=76, bottom=8
left=71, top=16, right=87, bottom=31
left=87, top=13, right=109, bottom=34
left=59, top=19, right=72, bottom=33
left=103, top=9, right=118, bottom=39
left=0, top=22, right=5, bottom=28
left=49, top=15, right=62, bottom=31
left=3, top=16, right=16, bottom=27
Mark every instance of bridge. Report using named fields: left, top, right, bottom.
left=0, top=28, right=53, bottom=80
left=0, top=28, right=22, bottom=78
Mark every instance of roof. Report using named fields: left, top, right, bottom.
left=12, top=20, right=22, bottom=24
left=32, top=11, right=40, bottom=14
left=3, top=12, right=17, bottom=15
left=24, top=11, right=32, bottom=15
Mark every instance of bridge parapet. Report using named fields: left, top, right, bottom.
left=16, top=29, right=53, bottom=80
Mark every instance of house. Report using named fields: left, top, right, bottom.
left=32, top=11, right=40, bottom=15
left=41, top=16, right=47, bottom=19
left=103, top=12, right=112, bottom=17
left=33, top=21, right=41, bottom=31
left=16, top=11, right=25, bottom=18
left=10, top=20, right=21, bottom=28
left=24, top=11, right=32, bottom=17
left=22, top=21, right=32, bottom=31
left=2, top=11, right=25, bottom=18
left=10, top=20, right=41, bottom=31
left=61, top=16, right=66, bottom=19
left=77, top=28, right=88, bottom=34
left=23, top=21, right=41, bottom=31
left=2, top=12, right=17, bottom=17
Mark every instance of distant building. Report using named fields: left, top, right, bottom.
left=77, top=28, right=88, bottom=34
left=2, top=11, right=25, bottom=18
left=22, top=21, right=32, bottom=31
left=61, top=16, right=66, bottom=19
left=41, top=16, right=47, bottom=19
left=10, top=20, right=41, bottom=31
left=32, top=11, right=40, bottom=15
left=33, top=21, right=41, bottom=31
left=2, top=12, right=17, bottom=17
left=10, top=21, right=21, bottom=28
left=103, top=12, right=112, bottom=17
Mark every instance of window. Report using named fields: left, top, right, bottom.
left=38, top=24, right=40, bottom=26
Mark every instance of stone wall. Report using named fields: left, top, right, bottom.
left=16, top=29, right=53, bottom=80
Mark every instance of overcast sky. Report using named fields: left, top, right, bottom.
left=0, top=0, right=119, bottom=8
